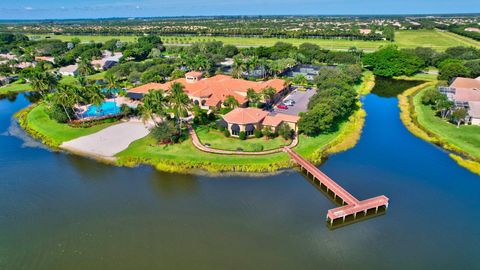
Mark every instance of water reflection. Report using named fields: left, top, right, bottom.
left=150, top=170, right=199, bottom=197
left=371, top=77, right=423, bottom=97
left=0, top=92, right=18, bottom=102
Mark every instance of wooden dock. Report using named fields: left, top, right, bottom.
left=285, top=148, right=389, bottom=226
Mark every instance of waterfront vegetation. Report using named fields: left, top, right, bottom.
left=398, top=82, right=480, bottom=176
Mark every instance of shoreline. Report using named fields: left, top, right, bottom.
left=398, top=81, right=480, bottom=176
left=15, top=75, right=374, bottom=175
left=17, top=103, right=367, bottom=175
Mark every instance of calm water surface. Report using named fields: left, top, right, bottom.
left=1, top=86, right=479, bottom=269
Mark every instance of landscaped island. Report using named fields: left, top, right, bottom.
left=13, top=41, right=372, bottom=173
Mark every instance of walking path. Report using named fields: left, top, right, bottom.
left=61, top=119, right=152, bottom=159
left=188, top=126, right=298, bottom=155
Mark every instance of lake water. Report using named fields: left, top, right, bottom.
left=1, top=85, right=479, bottom=269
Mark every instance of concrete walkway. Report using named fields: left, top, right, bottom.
left=189, top=126, right=298, bottom=155
left=61, top=119, right=152, bottom=159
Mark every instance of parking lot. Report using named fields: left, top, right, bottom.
left=273, top=87, right=317, bottom=116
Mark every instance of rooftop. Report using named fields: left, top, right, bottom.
left=223, top=107, right=269, bottom=125
left=128, top=82, right=164, bottom=94
left=450, top=77, right=480, bottom=90
left=131, top=74, right=287, bottom=105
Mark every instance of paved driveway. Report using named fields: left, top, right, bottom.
left=274, top=87, right=317, bottom=116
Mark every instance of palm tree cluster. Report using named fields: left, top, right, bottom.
left=139, top=82, right=191, bottom=137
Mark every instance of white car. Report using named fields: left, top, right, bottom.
left=284, top=99, right=295, bottom=106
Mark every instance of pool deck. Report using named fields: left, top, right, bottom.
left=60, top=118, right=152, bottom=159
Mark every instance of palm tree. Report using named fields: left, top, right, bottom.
left=246, top=88, right=260, bottom=107
left=78, top=59, right=94, bottom=76
left=261, top=87, right=277, bottom=105
left=168, top=82, right=190, bottom=135
left=104, top=72, right=118, bottom=101
left=29, top=72, right=58, bottom=98
left=52, top=84, right=75, bottom=122
left=232, top=56, right=245, bottom=79
left=224, top=95, right=239, bottom=109
left=141, top=89, right=168, bottom=125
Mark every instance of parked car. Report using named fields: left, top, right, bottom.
left=284, top=99, right=295, bottom=106
left=277, top=104, right=288, bottom=110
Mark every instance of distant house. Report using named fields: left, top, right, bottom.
left=465, top=27, right=480, bottom=33
left=359, top=29, right=372, bottom=35
left=35, top=56, right=55, bottom=64
left=281, top=64, right=335, bottom=81
left=91, top=51, right=123, bottom=71
left=220, top=107, right=299, bottom=137
left=0, top=76, right=10, bottom=86
left=439, top=77, right=480, bottom=126
left=59, top=64, right=79, bottom=76
left=15, top=62, right=34, bottom=69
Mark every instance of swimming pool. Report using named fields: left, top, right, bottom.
left=82, top=101, right=121, bottom=118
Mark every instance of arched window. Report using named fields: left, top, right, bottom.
left=245, top=124, right=255, bottom=136
left=231, top=124, right=240, bottom=136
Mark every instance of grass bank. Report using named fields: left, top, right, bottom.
left=17, top=104, right=116, bottom=148
left=398, top=82, right=480, bottom=176
left=356, top=71, right=375, bottom=95
left=114, top=104, right=367, bottom=174
left=0, top=81, right=32, bottom=94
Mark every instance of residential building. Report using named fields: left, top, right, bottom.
left=59, top=64, right=79, bottom=76
left=35, top=56, right=55, bottom=63
left=439, top=77, right=480, bottom=125
left=220, top=107, right=299, bottom=137
left=91, top=51, right=123, bottom=70
left=127, top=72, right=289, bottom=109
left=281, top=64, right=335, bottom=81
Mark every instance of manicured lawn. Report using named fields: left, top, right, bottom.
left=395, top=29, right=480, bottom=51
left=115, top=123, right=345, bottom=172
left=414, top=88, right=480, bottom=160
left=29, top=34, right=388, bottom=51
left=29, top=29, right=480, bottom=51
left=195, top=126, right=291, bottom=152
left=26, top=105, right=116, bottom=146
left=0, top=81, right=32, bottom=94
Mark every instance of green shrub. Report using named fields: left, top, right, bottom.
left=251, top=143, right=264, bottom=152
left=239, top=131, right=246, bottom=140
left=223, top=129, right=230, bottom=137
left=47, top=104, right=73, bottom=123
left=254, top=129, right=263, bottom=138
left=151, top=121, right=177, bottom=144
left=218, top=125, right=226, bottom=132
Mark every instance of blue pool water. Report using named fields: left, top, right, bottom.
left=82, top=101, right=121, bottom=118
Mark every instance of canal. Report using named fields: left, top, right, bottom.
left=0, top=83, right=479, bottom=269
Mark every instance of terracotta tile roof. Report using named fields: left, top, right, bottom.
left=128, top=83, right=165, bottom=94
left=450, top=77, right=480, bottom=89
left=185, top=71, right=203, bottom=77
left=155, top=75, right=286, bottom=105
left=263, top=113, right=300, bottom=127
left=223, top=107, right=269, bottom=125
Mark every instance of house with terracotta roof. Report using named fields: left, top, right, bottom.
left=220, top=107, right=299, bottom=137
left=439, top=77, right=480, bottom=125
left=127, top=72, right=290, bottom=109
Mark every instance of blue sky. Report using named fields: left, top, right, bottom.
left=1, top=0, right=479, bottom=20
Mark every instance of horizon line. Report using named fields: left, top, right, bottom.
left=0, top=12, right=479, bottom=22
